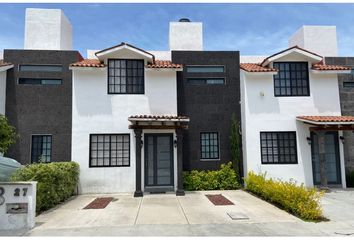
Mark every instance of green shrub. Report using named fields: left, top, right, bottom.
left=244, top=171, right=324, bottom=221
left=346, top=169, right=354, bottom=188
left=183, top=162, right=241, bottom=190
left=10, top=162, right=79, bottom=213
left=0, top=114, right=17, bottom=154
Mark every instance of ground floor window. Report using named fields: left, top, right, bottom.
left=260, top=131, right=298, bottom=164
left=31, top=135, right=52, bottom=163
left=200, top=132, right=219, bottom=160
left=89, top=134, right=130, bottom=167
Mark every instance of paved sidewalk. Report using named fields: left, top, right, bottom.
left=2, top=189, right=354, bottom=236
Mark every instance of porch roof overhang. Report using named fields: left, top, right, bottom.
left=128, top=115, right=190, bottom=130
left=296, top=115, right=354, bottom=131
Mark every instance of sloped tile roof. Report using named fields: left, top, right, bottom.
left=71, top=59, right=182, bottom=69
left=240, top=63, right=278, bottom=73
left=129, top=115, right=189, bottom=121
left=297, top=116, right=354, bottom=123
left=70, top=59, right=106, bottom=68
left=146, top=60, right=182, bottom=69
left=312, top=63, right=351, bottom=71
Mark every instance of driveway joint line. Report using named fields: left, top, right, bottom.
left=177, top=195, right=190, bottom=225
left=134, top=196, right=143, bottom=225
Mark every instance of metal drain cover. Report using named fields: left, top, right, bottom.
left=227, top=211, right=249, bottom=220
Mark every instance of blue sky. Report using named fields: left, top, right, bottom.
left=1, top=3, right=354, bottom=57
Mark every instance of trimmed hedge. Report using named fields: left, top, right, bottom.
left=244, top=171, right=324, bottom=221
left=183, top=162, right=241, bottom=190
left=346, top=169, right=354, bottom=188
left=11, top=162, right=79, bottom=213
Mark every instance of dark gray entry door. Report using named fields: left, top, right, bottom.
left=144, top=134, right=174, bottom=190
left=311, top=131, right=342, bottom=185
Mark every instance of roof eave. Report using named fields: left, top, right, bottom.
left=296, top=118, right=354, bottom=125
left=241, top=69, right=278, bottom=75
left=0, top=64, right=14, bottom=72
left=311, top=69, right=351, bottom=74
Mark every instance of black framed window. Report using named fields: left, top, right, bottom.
left=187, top=78, right=225, bottom=85
left=90, top=134, right=130, bottom=167
left=343, top=82, right=354, bottom=88
left=19, top=78, right=62, bottom=85
left=260, top=132, right=298, bottom=164
left=108, top=59, right=144, bottom=94
left=19, top=64, right=62, bottom=72
left=273, top=62, right=309, bottom=97
left=200, top=132, right=219, bottom=159
left=186, top=66, right=225, bottom=73
left=31, top=135, right=52, bottom=163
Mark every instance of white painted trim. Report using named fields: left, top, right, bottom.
left=241, top=70, right=277, bottom=76
left=0, top=65, right=14, bottom=72
left=128, top=118, right=190, bottom=122
left=69, top=67, right=107, bottom=71
left=145, top=68, right=183, bottom=72
left=261, top=48, right=322, bottom=67
left=96, top=44, right=154, bottom=61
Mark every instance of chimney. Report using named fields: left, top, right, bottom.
left=24, top=8, right=73, bottom=50
left=288, top=26, right=338, bottom=57
left=169, top=18, right=203, bottom=51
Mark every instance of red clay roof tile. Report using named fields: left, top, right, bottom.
left=240, top=63, right=278, bottom=73
left=0, top=60, right=13, bottom=67
left=312, top=64, right=351, bottom=71
left=70, top=59, right=106, bottom=68
left=146, top=60, right=182, bottom=69
left=129, top=115, right=189, bottom=120
left=297, top=116, right=354, bottom=123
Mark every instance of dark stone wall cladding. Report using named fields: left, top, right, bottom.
left=172, top=51, right=241, bottom=171
left=4, top=49, right=81, bottom=164
left=326, top=57, right=354, bottom=170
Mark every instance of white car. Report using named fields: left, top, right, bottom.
left=0, top=156, right=22, bottom=181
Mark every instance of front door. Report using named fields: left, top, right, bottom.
left=144, top=134, right=174, bottom=192
left=311, top=131, right=342, bottom=185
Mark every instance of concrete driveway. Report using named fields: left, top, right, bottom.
left=3, top=189, right=354, bottom=236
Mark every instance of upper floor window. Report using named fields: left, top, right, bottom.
left=186, top=66, right=225, bottom=73
left=108, top=59, right=144, bottom=94
left=187, top=78, right=225, bottom=85
left=19, top=64, right=62, bottom=72
left=19, top=78, right=62, bottom=85
left=273, top=62, right=309, bottom=97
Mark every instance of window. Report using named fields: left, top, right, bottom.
left=90, top=134, right=130, bottom=167
left=200, top=132, right=219, bottom=160
left=19, top=78, right=62, bottom=85
left=187, top=78, right=225, bottom=85
left=19, top=64, right=62, bottom=72
left=343, top=82, right=354, bottom=88
left=31, top=135, right=52, bottom=163
left=186, top=66, right=225, bottom=73
left=273, top=62, right=309, bottom=97
left=260, top=132, right=298, bottom=164
left=108, top=59, right=144, bottom=94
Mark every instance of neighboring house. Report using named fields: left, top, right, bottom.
left=3, top=50, right=82, bottom=165
left=325, top=56, right=354, bottom=171
left=2, top=9, right=82, bottom=165
left=70, top=43, right=186, bottom=195
left=240, top=46, right=352, bottom=188
left=0, top=60, right=13, bottom=116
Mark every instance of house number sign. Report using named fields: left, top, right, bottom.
left=0, top=187, right=28, bottom=206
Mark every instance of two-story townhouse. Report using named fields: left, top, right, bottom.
left=241, top=45, right=352, bottom=188
left=70, top=42, right=187, bottom=196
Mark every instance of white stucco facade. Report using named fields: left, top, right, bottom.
left=0, top=71, right=7, bottom=115
left=288, top=26, right=338, bottom=57
left=241, top=51, right=346, bottom=187
left=71, top=48, right=179, bottom=194
left=169, top=21, right=203, bottom=51
left=24, top=8, right=73, bottom=50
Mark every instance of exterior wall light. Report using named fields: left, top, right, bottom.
left=340, top=136, right=345, bottom=144
left=141, top=140, right=144, bottom=148
left=306, top=137, right=311, bottom=145
left=174, top=139, right=178, bottom=148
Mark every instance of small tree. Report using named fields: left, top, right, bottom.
left=0, top=114, right=17, bottom=154
left=230, top=113, right=241, bottom=176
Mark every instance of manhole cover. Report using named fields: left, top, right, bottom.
left=227, top=211, right=249, bottom=220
